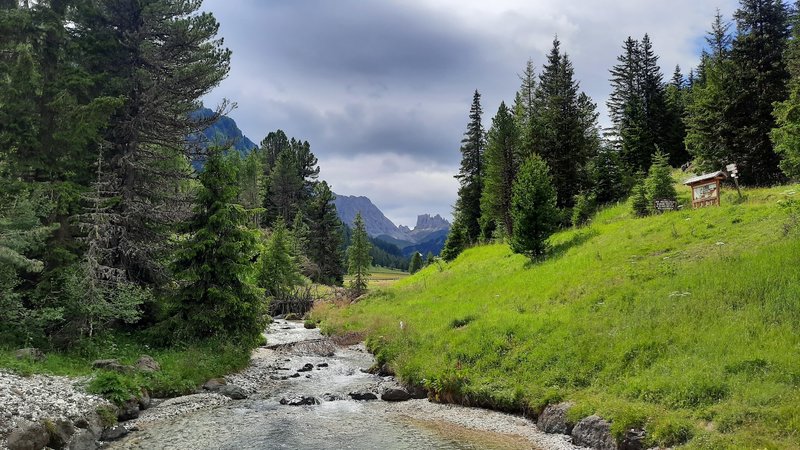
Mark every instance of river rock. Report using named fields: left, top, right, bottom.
left=404, top=383, right=428, bottom=399
left=297, top=363, right=314, bottom=372
left=15, top=348, right=45, bottom=363
left=537, top=402, right=574, bottom=435
left=322, top=393, right=344, bottom=401
left=91, top=359, right=133, bottom=374
left=66, top=428, right=98, bottom=450
left=381, top=388, right=412, bottom=402
left=7, top=420, right=49, bottom=450
left=349, top=391, right=378, bottom=401
left=317, top=363, right=329, bottom=368
left=572, top=415, right=616, bottom=450
left=279, top=396, right=320, bottom=406
left=138, top=390, right=152, bottom=410
left=117, top=398, right=140, bottom=421
left=218, top=385, right=248, bottom=400
left=202, top=378, right=227, bottom=391
left=100, top=425, right=129, bottom=442
left=47, top=418, right=76, bottom=449
left=134, top=355, right=160, bottom=372
left=619, top=428, right=646, bottom=450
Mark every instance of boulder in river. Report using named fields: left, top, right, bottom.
left=218, top=385, right=248, bottom=400
left=572, top=415, right=616, bottom=450
left=101, top=425, right=129, bottom=442
left=349, top=391, right=378, bottom=401
left=202, top=378, right=227, bottom=391
left=117, top=398, right=140, bottom=421
left=46, top=418, right=76, bottom=449
left=537, top=402, right=574, bottom=435
left=138, top=390, right=152, bottom=410
left=297, top=363, right=314, bottom=372
left=15, top=348, right=45, bottom=363
left=7, top=420, right=49, bottom=450
left=381, top=388, right=411, bottom=402
left=279, top=396, right=320, bottom=406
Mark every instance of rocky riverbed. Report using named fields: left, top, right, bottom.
left=109, top=319, right=581, bottom=449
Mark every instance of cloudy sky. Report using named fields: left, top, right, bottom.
left=200, top=0, right=738, bottom=227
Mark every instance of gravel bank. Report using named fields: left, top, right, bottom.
left=0, top=371, right=111, bottom=449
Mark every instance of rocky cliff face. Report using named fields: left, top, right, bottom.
left=333, top=194, right=413, bottom=241
left=408, top=214, right=450, bottom=242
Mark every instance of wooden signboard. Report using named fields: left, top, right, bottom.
left=653, top=199, right=678, bottom=212
left=684, top=171, right=726, bottom=208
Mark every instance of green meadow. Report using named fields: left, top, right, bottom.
left=314, top=184, right=800, bottom=448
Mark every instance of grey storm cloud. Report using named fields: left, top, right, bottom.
left=201, top=0, right=740, bottom=225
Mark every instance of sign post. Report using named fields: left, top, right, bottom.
left=726, top=163, right=742, bottom=200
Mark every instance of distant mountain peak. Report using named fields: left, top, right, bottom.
left=333, top=194, right=413, bottom=242
left=414, top=214, right=450, bottom=231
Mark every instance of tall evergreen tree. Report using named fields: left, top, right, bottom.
left=76, top=0, right=231, bottom=286
left=347, top=212, right=371, bottom=296
left=453, top=90, right=486, bottom=244
left=510, top=155, right=559, bottom=259
left=772, top=2, right=800, bottom=179
left=306, top=182, right=345, bottom=285
left=258, top=217, right=302, bottom=299
left=481, top=101, right=519, bottom=238
left=533, top=38, right=600, bottom=209
left=728, top=0, right=790, bottom=183
left=173, top=148, right=265, bottom=344
left=408, top=252, right=423, bottom=274
left=514, top=59, right=537, bottom=158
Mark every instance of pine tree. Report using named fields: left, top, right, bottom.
left=408, top=252, right=423, bottom=274
left=441, top=219, right=467, bottom=262
left=510, top=155, right=559, bottom=259
left=514, top=59, right=537, bottom=158
left=772, top=3, right=800, bottom=179
left=453, top=90, right=486, bottom=244
left=589, top=144, right=625, bottom=204
left=533, top=38, right=600, bottom=209
left=173, top=148, right=266, bottom=344
left=306, top=182, right=345, bottom=285
left=266, top=151, right=303, bottom=224
left=728, top=0, right=790, bottom=183
left=664, top=65, right=689, bottom=165
left=481, top=101, right=519, bottom=238
left=425, top=251, right=435, bottom=266
left=347, top=212, right=372, bottom=296
left=258, top=217, right=302, bottom=299
left=608, top=35, right=676, bottom=171
left=645, top=150, right=677, bottom=210
left=74, top=0, right=231, bottom=287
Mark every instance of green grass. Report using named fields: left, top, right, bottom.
left=344, top=265, right=410, bottom=288
left=313, top=184, right=800, bottom=449
left=1, top=333, right=252, bottom=404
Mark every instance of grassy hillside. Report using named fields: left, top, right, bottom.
left=313, top=184, right=800, bottom=449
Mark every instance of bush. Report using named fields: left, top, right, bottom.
left=88, top=371, right=142, bottom=406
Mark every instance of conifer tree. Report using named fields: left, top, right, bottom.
left=630, top=175, right=650, bottom=218
left=481, top=101, right=519, bottom=238
left=258, top=217, right=302, bottom=299
left=645, top=150, right=677, bottom=210
left=453, top=90, right=486, bottom=244
left=306, top=182, right=345, bottom=285
left=173, top=148, right=265, bottom=344
left=772, top=5, right=800, bottom=180
left=533, top=38, right=600, bottom=209
left=347, top=212, right=372, bottom=296
left=441, top=219, right=467, bottom=262
left=589, top=144, right=625, bottom=204
left=425, top=251, right=435, bottom=266
left=514, top=59, right=537, bottom=157
left=408, top=252, right=423, bottom=274
left=510, top=155, right=559, bottom=259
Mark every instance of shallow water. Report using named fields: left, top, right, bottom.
left=110, top=320, right=576, bottom=450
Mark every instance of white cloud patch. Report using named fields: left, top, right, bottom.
left=202, top=0, right=740, bottom=222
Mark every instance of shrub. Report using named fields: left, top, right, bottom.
left=88, top=371, right=141, bottom=406
left=572, top=193, right=597, bottom=227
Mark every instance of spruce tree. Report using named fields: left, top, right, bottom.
left=772, top=2, right=800, bottom=179
left=510, top=155, right=559, bottom=259
left=173, top=148, right=265, bottom=344
left=347, top=212, right=372, bottom=296
left=631, top=175, right=650, bottom=218
left=645, top=150, right=678, bottom=210
left=306, top=182, right=345, bottom=285
left=454, top=90, right=486, bottom=244
left=408, top=252, right=423, bottom=274
left=514, top=59, right=537, bottom=158
left=258, top=217, right=302, bottom=299
left=589, top=144, right=625, bottom=204
left=481, top=101, right=519, bottom=238
left=728, top=0, right=790, bottom=183
left=533, top=38, right=600, bottom=209
left=441, top=219, right=467, bottom=262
